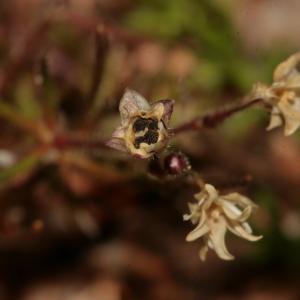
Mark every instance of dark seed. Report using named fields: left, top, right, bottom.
left=133, top=118, right=148, bottom=132
left=148, top=119, right=159, bottom=130
left=144, top=130, right=159, bottom=145
left=133, top=130, right=159, bottom=149
left=133, top=117, right=159, bottom=133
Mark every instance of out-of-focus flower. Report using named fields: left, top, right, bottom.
left=184, top=184, right=262, bottom=261
left=252, top=52, right=300, bottom=136
left=107, top=89, right=174, bottom=159
left=164, top=152, right=191, bottom=175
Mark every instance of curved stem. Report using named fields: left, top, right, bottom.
left=171, top=98, right=262, bottom=135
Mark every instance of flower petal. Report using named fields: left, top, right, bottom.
left=186, top=222, right=209, bottom=242
left=199, top=244, right=209, bottom=261
left=227, top=221, right=262, bottom=242
left=194, top=190, right=209, bottom=206
left=273, top=52, right=300, bottom=83
left=284, top=117, right=300, bottom=136
left=112, top=126, right=125, bottom=138
left=155, top=99, right=175, bottom=126
left=119, top=89, right=150, bottom=124
left=222, top=193, right=257, bottom=208
left=266, top=107, right=282, bottom=131
left=284, top=118, right=300, bottom=136
left=151, top=102, right=165, bottom=120
left=221, top=201, right=252, bottom=222
left=199, top=184, right=218, bottom=210
left=276, top=92, right=300, bottom=135
left=105, top=138, right=127, bottom=152
left=183, top=202, right=202, bottom=224
left=209, top=216, right=234, bottom=260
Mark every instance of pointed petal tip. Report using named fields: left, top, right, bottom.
left=119, top=88, right=150, bottom=122
left=183, top=214, right=190, bottom=221
left=112, top=126, right=125, bottom=138
left=105, top=138, right=127, bottom=152
left=155, top=99, right=175, bottom=125
left=250, top=234, right=263, bottom=242
left=221, top=254, right=235, bottom=261
left=186, top=232, right=199, bottom=242
left=284, top=125, right=298, bottom=136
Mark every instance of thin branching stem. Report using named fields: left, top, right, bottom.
left=171, top=98, right=262, bottom=135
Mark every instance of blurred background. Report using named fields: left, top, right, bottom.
left=1, top=0, right=300, bottom=299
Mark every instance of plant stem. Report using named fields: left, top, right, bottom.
left=171, top=98, right=262, bottom=135
left=53, top=133, right=108, bottom=151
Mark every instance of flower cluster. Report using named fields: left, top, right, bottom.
left=107, top=89, right=174, bottom=158
left=184, top=184, right=262, bottom=261
left=252, top=52, right=300, bottom=136
left=104, top=55, right=300, bottom=262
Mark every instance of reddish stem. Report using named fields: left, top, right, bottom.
left=171, top=98, right=262, bottom=135
left=53, top=134, right=108, bottom=151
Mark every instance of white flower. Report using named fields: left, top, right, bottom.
left=184, top=184, right=262, bottom=261
left=252, top=52, right=300, bottom=136
left=107, top=89, right=174, bottom=159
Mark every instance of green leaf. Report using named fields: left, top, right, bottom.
left=0, top=152, right=42, bottom=182
left=15, top=78, right=41, bottom=119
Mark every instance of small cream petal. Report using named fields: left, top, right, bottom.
left=207, top=237, right=214, bottom=249
left=222, top=193, right=257, bottom=208
left=194, top=209, right=207, bottom=228
left=156, top=99, right=175, bottom=125
left=198, top=184, right=218, bottom=210
left=220, top=200, right=242, bottom=218
left=238, top=207, right=252, bottom=222
left=242, top=222, right=252, bottom=234
left=186, top=223, right=209, bottom=242
left=199, top=245, right=209, bottom=261
left=112, top=126, right=125, bottom=138
left=151, top=102, right=165, bottom=120
left=267, top=113, right=283, bottom=131
left=273, top=52, right=300, bottom=82
left=209, top=217, right=234, bottom=260
left=183, top=202, right=201, bottom=223
left=119, top=89, right=150, bottom=124
left=204, top=184, right=219, bottom=200
left=284, top=118, right=300, bottom=136
left=227, top=221, right=262, bottom=242
left=106, top=138, right=127, bottom=152
left=194, top=190, right=208, bottom=205
left=183, top=214, right=191, bottom=221
left=221, top=201, right=252, bottom=222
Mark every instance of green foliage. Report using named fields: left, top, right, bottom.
left=220, top=108, right=266, bottom=141
left=15, top=78, right=41, bottom=119
left=125, top=0, right=290, bottom=92
left=0, top=152, right=41, bottom=182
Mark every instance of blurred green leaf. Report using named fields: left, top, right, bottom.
left=0, top=152, right=42, bottom=182
left=15, top=78, right=41, bottom=119
left=0, top=100, right=32, bottom=130
left=220, top=108, right=266, bottom=141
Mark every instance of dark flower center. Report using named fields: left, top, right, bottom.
left=133, top=118, right=158, bottom=132
left=132, top=117, right=160, bottom=149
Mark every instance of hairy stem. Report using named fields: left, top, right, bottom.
left=171, top=98, right=262, bottom=135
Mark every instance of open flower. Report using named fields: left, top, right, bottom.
left=184, top=184, right=262, bottom=261
left=107, top=89, right=174, bottom=158
left=252, top=52, right=300, bottom=136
